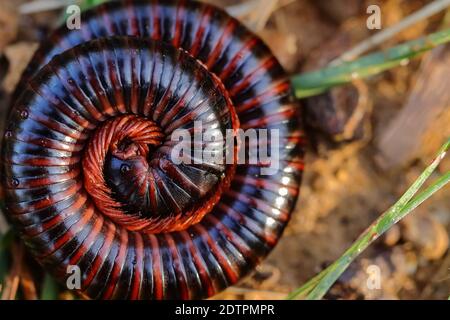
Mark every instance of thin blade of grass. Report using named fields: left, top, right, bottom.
left=288, top=137, right=449, bottom=300
left=291, top=28, right=450, bottom=98
left=19, top=0, right=75, bottom=14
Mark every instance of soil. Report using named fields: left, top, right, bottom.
left=0, top=0, right=449, bottom=300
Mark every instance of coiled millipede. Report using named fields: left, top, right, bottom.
left=1, top=0, right=304, bottom=299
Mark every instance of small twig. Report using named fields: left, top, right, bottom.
left=226, top=0, right=260, bottom=18
left=334, top=79, right=372, bottom=142
left=19, top=0, right=76, bottom=15
left=332, top=0, right=450, bottom=65
left=0, top=242, right=23, bottom=300
left=292, top=28, right=450, bottom=98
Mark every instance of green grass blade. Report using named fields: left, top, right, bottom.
left=307, top=172, right=449, bottom=300
left=288, top=137, right=449, bottom=300
left=292, top=28, right=450, bottom=98
left=285, top=268, right=327, bottom=299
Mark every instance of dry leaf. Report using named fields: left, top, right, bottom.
left=2, top=42, right=39, bottom=93
left=0, top=1, right=19, bottom=53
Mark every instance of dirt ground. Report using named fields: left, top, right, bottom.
left=0, top=0, right=449, bottom=300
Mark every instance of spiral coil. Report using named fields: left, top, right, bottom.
left=2, top=0, right=304, bottom=299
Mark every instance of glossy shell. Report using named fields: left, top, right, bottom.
left=2, top=0, right=304, bottom=299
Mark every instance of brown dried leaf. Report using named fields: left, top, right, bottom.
left=0, top=1, right=19, bottom=54
left=2, top=42, right=39, bottom=93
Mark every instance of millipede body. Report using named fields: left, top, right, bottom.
left=2, top=0, right=304, bottom=299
